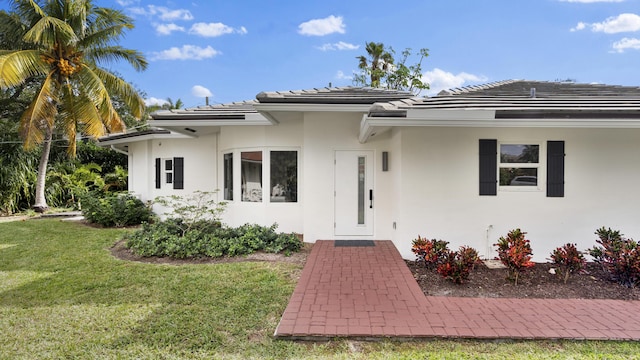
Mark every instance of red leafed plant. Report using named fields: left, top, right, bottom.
left=411, top=236, right=449, bottom=269
left=436, top=246, right=480, bottom=284
left=589, top=227, right=640, bottom=288
left=494, top=228, right=535, bottom=285
left=550, top=243, right=586, bottom=284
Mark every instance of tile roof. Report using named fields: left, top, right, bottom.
left=151, top=100, right=259, bottom=120
left=440, top=80, right=640, bottom=97
left=369, top=80, right=640, bottom=118
left=256, top=86, right=415, bottom=104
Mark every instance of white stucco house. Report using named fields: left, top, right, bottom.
left=99, top=80, right=640, bottom=261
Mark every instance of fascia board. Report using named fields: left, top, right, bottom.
left=245, top=112, right=276, bottom=124
left=363, top=116, right=640, bottom=128
left=405, top=108, right=496, bottom=120
left=253, top=103, right=372, bottom=113
left=149, top=119, right=272, bottom=127
left=97, top=132, right=188, bottom=146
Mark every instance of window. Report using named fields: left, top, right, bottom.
left=155, top=157, right=184, bottom=190
left=270, top=151, right=297, bottom=202
left=479, top=140, right=564, bottom=197
left=223, top=153, right=233, bottom=200
left=499, top=144, right=539, bottom=188
left=241, top=151, right=262, bottom=202
left=164, top=159, right=173, bottom=184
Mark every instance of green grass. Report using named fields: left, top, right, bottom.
left=1, top=219, right=639, bottom=359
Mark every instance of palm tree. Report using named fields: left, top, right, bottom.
left=163, top=97, right=183, bottom=110
left=0, top=0, right=147, bottom=212
left=355, top=42, right=394, bottom=88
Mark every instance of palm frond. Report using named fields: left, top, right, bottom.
left=91, top=66, right=145, bottom=119
left=0, top=50, right=48, bottom=88
left=0, top=11, right=30, bottom=49
left=13, top=0, right=47, bottom=20
left=74, top=64, right=125, bottom=134
left=81, top=7, right=134, bottom=47
left=86, top=46, right=147, bottom=71
left=59, top=94, right=79, bottom=156
left=23, top=15, right=78, bottom=47
left=19, top=71, right=58, bottom=149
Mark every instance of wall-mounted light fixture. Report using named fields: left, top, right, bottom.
left=382, top=151, right=389, bottom=172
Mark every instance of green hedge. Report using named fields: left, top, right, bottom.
left=81, top=192, right=153, bottom=227
left=125, top=220, right=302, bottom=258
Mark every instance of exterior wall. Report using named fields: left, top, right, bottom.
left=127, top=135, right=217, bottom=213
left=128, top=141, right=151, bottom=198
left=302, top=112, right=395, bottom=242
left=217, top=116, right=303, bottom=234
left=391, top=127, right=640, bottom=261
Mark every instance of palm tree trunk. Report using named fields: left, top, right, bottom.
left=32, top=127, right=52, bottom=213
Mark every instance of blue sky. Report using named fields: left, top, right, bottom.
left=4, top=0, right=640, bottom=108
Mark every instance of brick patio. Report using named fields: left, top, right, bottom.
left=274, top=240, right=640, bottom=340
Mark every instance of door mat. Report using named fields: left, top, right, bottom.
left=334, top=240, right=376, bottom=247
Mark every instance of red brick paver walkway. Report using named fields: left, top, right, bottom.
left=274, top=240, right=640, bottom=340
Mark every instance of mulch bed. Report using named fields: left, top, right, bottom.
left=110, top=235, right=640, bottom=301
left=406, top=260, right=640, bottom=300
left=110, top=239, right=311, bottom=266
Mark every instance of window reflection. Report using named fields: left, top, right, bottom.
left=499, top=144, right=539, bottom=187
left=270, top=151, right=297, bottom=202
left=241, top=151, right=262, bottom=202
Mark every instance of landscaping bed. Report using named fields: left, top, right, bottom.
left=407, top=260, right=640, bottom=300
left=110, top=238, right=311, bottom=267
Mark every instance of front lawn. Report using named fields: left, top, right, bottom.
left=1, top=219, right=639, bottom=359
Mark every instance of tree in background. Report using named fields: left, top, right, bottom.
left=146, top=97, right=184, bottom=113
left=0, top=0, right=147, bottom=212
left=353, top=42, right=430, bottom=95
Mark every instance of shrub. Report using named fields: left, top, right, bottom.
left=154, top=191, right=226, bottom=235
left=589, top=227, right=640, bottom=288
left=125, top=222, right=301, bottom=259
left=436, top=246, right=480, bottom=284
left=494, top=228, right=535, bottom=285
left=550, top=243, right=586, bottom=284
left=411, top=236, right=449, bottom=269
left=81, top=192, right=153, bottom=227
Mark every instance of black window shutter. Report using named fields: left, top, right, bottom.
left=547, top=141, right=565, bottom=197
left=173, top=157, right=184, bottom=190
left=155, top=158, right=161, bottom=189
left=479, top=139, right=497, bottom=196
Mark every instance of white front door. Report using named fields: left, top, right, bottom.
left=334, top=150, right=374, bottom=236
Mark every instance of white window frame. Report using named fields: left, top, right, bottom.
left=221, top=147, right=300, bottom=204
left=498, top=142, right=543, bottom=192
left=162, top=158, right=174, bottom=186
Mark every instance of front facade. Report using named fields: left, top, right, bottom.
left=99, top=81, right=640, bottom=261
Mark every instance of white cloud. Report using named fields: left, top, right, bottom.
left=422, top=68, right=488, bottom=96
left=148, top=5, right=193, bottom=21
left=127, top=5, right=193, bottom=21
left=189, top=22, right=247, bottom=37
left=298, top=15, right=346, bottom=36
left=150, top=45, right=219, bottom=61
left=335, top=70, right=352, bottom=80
left=572, top=13, right=640, bottom=33
left=570, top=22, right=587, bottom=32
left=559, top=0, right=624, bottom=2
left=192, top=85, right=213, bottom=97
left=144, top=97, right=169, bottom=107
left=116, top=0, right=139, bottom=6
left=612, top=37, right=640, bottom=52
left=155, top=23, right=185, bottom=35
left=317, top=41, right=359, bottom=51
left=127, top=7, right=147, bottom=16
